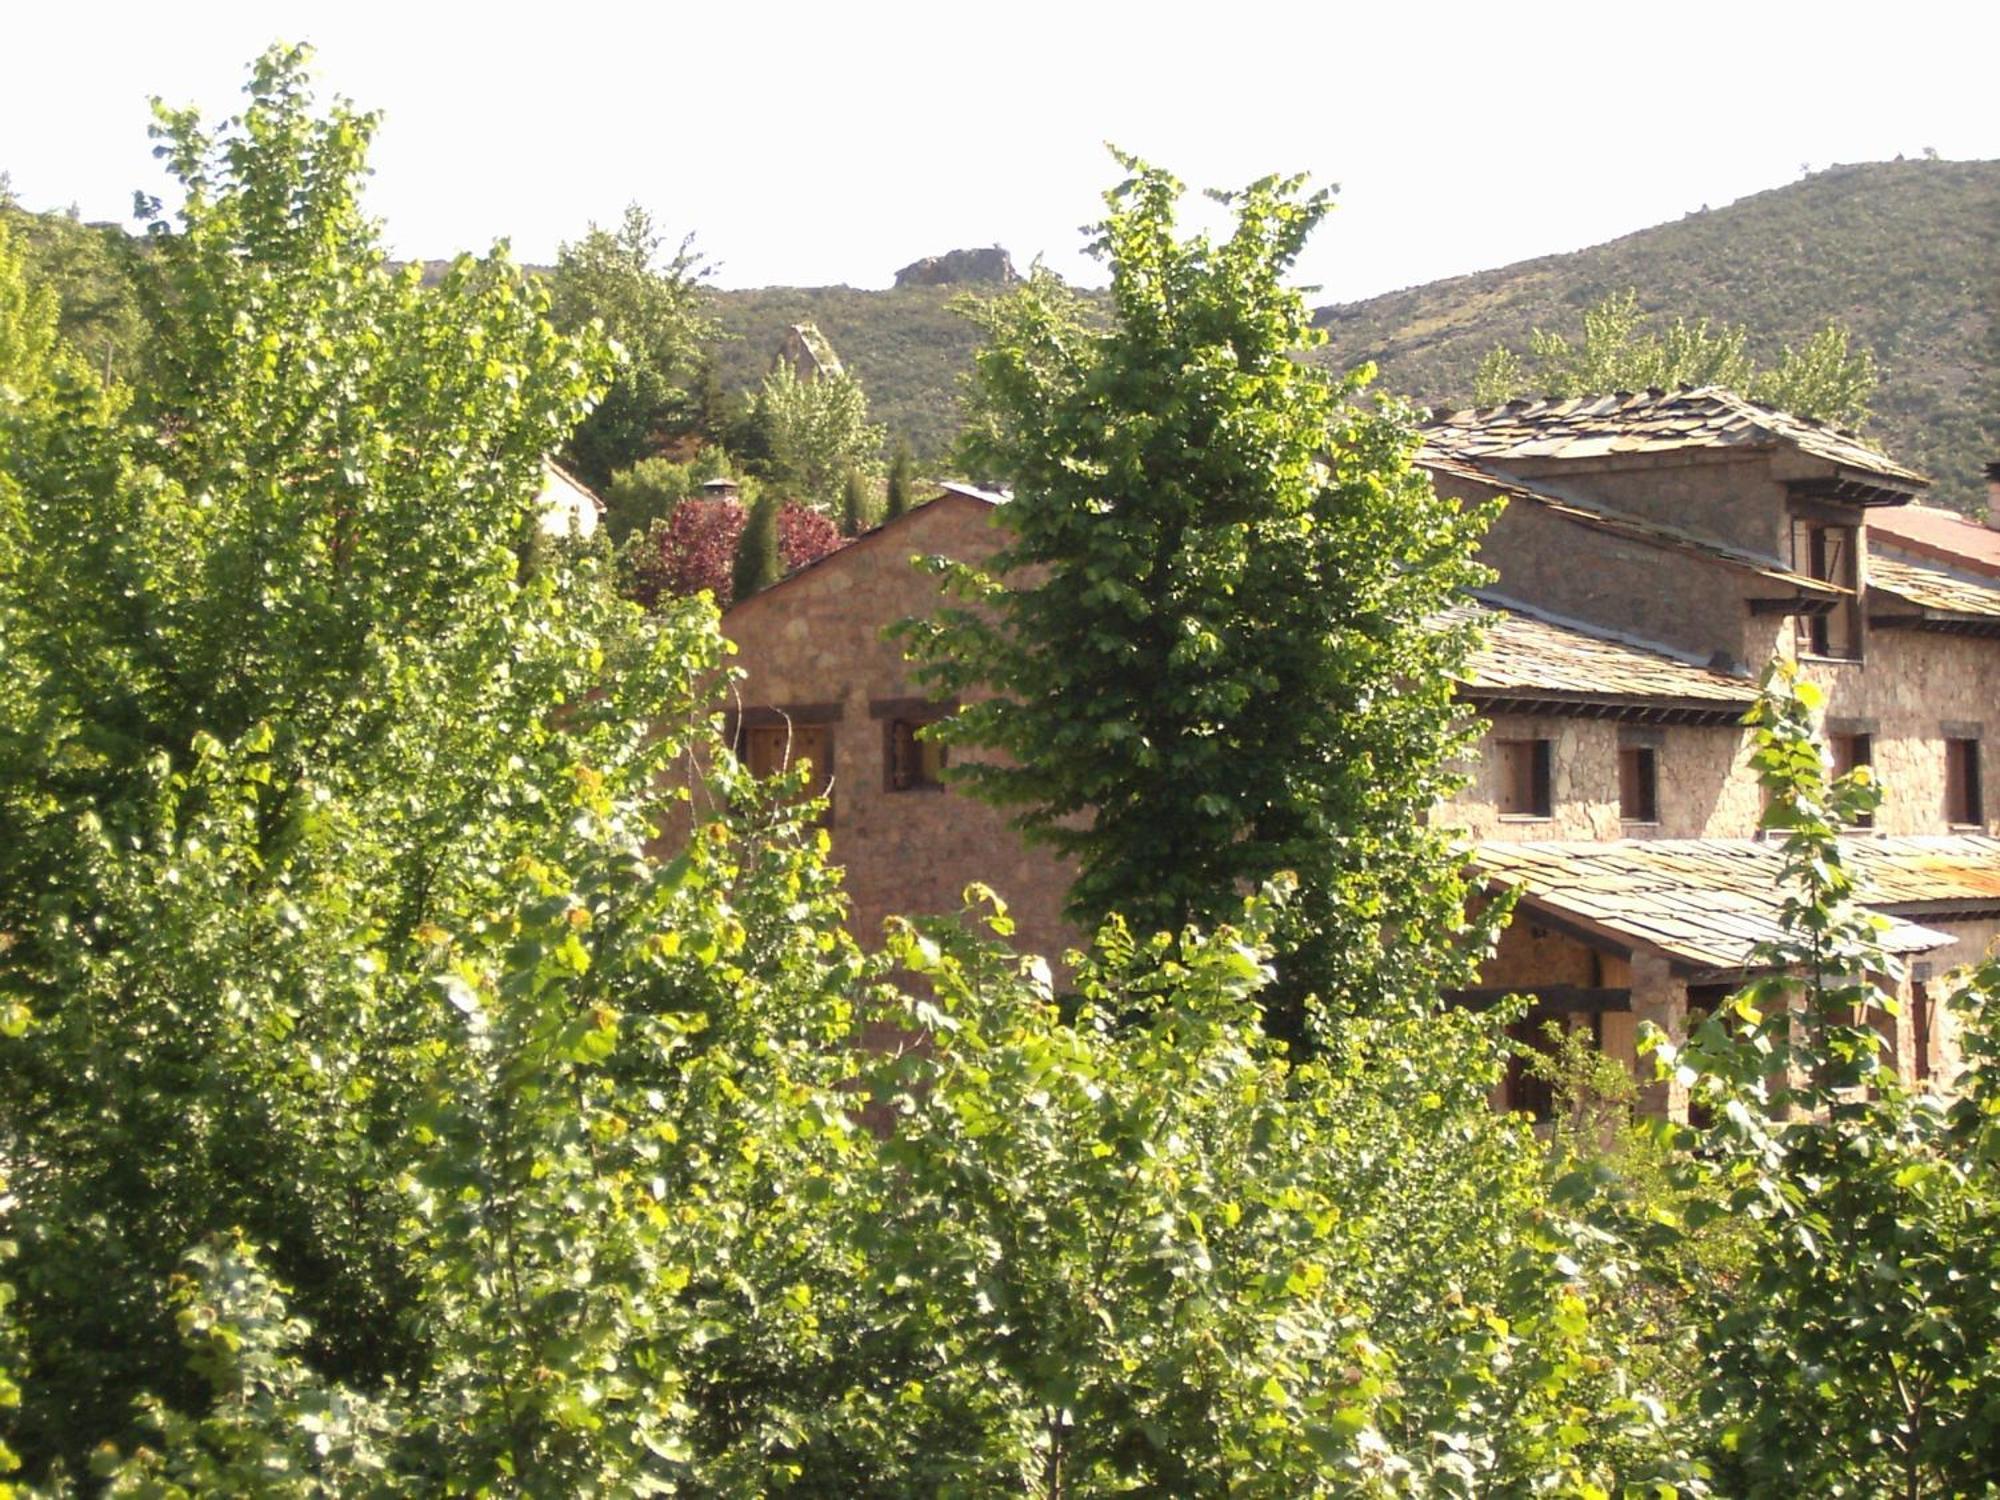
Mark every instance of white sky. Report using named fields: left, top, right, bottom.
left=6, top=1, right=1997, bottom=303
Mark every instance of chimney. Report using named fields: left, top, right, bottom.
left=1986, top=461, right=2000, bottom=529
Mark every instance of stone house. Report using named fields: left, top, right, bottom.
left=719, top=483, right=1080, bottom=969
left=536, top=459, right=606, bottom=540
left=716, top=390, right=2000, bottom=1118
left=1422, top=390, right=2000, bottom=1112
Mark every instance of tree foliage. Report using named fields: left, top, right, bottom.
left=0, top=204, right=147, bottom=388
left=840, top=466, right=872, bottom=536
left=602, top=447, right=738, bottom=545
left=548, top=203, right=713, bottom=488
left=898, top=156, right=1496, bottom=1035
left=627, top=493, right=842, bottom=610
left=4, top=49, right=1989, bottom=1499
left=732, top=491, right=783, bottom=601
left=1472, top=289, right=1877, bottom=427
left=752, top=359, right=887, bottom=514
left=1647, top=666, right=2000, bottom=1496
left=885, top=440, right=915, bottom=520
left=0, top=46, right=852, bottom=1484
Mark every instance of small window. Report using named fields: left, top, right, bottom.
left=1791, top=518, right=1860, bottom=659
left=1912, top=980, right=1933, bottom=1084
left=1828, top=731, right=1873, bottom=829
left=1946, top=738, right=1983, bottom=826
left=1496, top=738, right=1552, bottom=818
left=887, top=718, right=948, bottom=791
left=1618, top=746, right=1659, bottom=823
left=741, top=721, right=834, bottom=821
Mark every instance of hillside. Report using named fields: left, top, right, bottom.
left=703, top=159, right=1996, bottom=508
left=702, top=282, right=998, bottom=462
left=1313, top=159, right=1997, bottom=511
left=13, top=159, right=1992, bottom=505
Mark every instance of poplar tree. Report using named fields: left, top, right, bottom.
left=1472, top=289, right=1877, bottom=427
left=900, top=156, right=1497, bottom=1038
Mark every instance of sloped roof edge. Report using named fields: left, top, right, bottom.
left=1423, top=385, right=1926, bottom=492
left=1421, top=450, right=1843, bottom=595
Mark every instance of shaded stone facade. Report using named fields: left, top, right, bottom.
left=721, top=490, right=1081, bottom=966
left=716, top=393, right=2000, bottom=1120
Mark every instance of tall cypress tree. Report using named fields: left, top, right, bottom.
left=840, top=467, right=870, bottom=537
left=731, top=491, right=782, bottom=602
left=884, top=442, right=914, bottom=520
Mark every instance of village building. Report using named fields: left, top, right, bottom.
left=535, top=458, right=607, bottom=540
left=716, top=390, right=2000, bottom=1119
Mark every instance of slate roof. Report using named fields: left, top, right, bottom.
left=1470, top=837, right=1984, bottom=972
left=1424, top=387, right=1926, bottom=493
left=1848, top=836, right=2000, bottom=906
left=1867, top=555, right=2000, bottom=622
left=1453, top=596, right=1756, bottom=715
left=935, top=480, right=1011, bottom=507
left=1869, top=503, right=2000, bottom=579
left=1420, top=450, right=1842, bottom=595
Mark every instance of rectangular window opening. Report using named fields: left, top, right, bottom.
left=1496, top=737, right=1553, bottom=818
left=1791, top=517, right=1861, bottom=659
left=1618, top=745, right=1659, bottom=823
left=1828, top=731, right=1873, bottom=829
left=1946, top=737, right=1983, bottom=826
left=741, top=720, right=834, bottom=823
left=887, top=717, right=948, bottom=792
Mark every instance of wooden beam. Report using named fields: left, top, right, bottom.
left=1446, top=986, right=1633, bottom=1013
left=868, top=696, right=958, bottom=719
left=732, top=701, right=845, bottom=727
left=1496, top=897, right=1638, bottom=962
left=1749, top=594, right=1838, bottom=617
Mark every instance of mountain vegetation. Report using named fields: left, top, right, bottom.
left=696, top=160, right=1995, bottom=508
left=703, top=281, right=991, bottom=464
left=17, top=161, right=1986, bottom=507
left=1313, top=159, right=1997, bottom=511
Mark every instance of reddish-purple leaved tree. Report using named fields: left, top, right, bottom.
left=630, top=498, right=846, bottom=608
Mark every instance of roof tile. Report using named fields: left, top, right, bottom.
left=1425, top=386, right=1926, bottom=490
left=1471, top=835, right=1998, bottom=971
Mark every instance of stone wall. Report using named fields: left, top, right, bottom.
left=721, top=494, right=1084, bottom=967
left=1804, top=627, right=2000, bottom=837
left=1456, top=474, right=1777, bottom=672
left=1441, top=714, right=1762, bottom=842
left=1499, top=448, right=1796, bottom=562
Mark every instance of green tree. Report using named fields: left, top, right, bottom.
left=1649, top=666, right=2000, bottom=1494
left=732, top=489, right=782, bottom=600
left=601, top=446, right=736, bottom=544
left=885, top=439, right=915, bottom=519
left=0, top=204, right=149, bottom=386
left=840, top=465, right=871, bottom=536
left=0, top=47, right=856, bottom=1484
left=752, top=359, right=887, bottom=513
left=548, top=202, right=712, bottom=487
left=1753, top=322, right=1877, bottom=428
left=1473, top=289, right=1875, bottom=426
left=898, top=157, right=1496, bottom=1037
left=0, top=217, right=62, bottom=398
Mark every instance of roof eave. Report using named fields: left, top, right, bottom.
left=1457, top=688, right=1751, bottom=726
left=1867, top=607, right=2000, bottom=637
